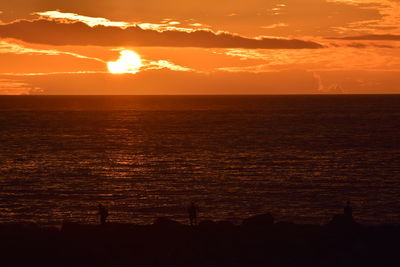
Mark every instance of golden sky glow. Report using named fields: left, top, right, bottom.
left=0, top=0, right=399, bottom=94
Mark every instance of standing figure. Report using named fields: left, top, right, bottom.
left=344, top=201, right=353, bottom=219
left=188, top=202, right=199, bottom=226
left=97, top=204, right=109, bottom=225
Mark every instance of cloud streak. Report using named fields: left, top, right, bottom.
left=330, top=34, right=400, bottom=40
left=0, top=78, right=41, bottom=95
left=2, top=69, right=320, bottom=95
left=34, top=11, right=209, bottom=33
left=5, top=69, right=399, bottom=95
left=0, top=39, right=106, bottom=62
left=0, top=18, right=323, bottom=49
left=143, top=60, right=195, bottom=72
left=34, top=11, right=130, bottom=28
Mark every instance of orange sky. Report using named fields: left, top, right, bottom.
left=0, top=0, right=399, bottom=94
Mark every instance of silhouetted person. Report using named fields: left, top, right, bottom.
left=97, top=204, right=109, bottom=225
left=328, top=200, right=358, bottom=230
left=344, top=201, right=353, bottom=219
left=188, top=202, right=199, bottom=226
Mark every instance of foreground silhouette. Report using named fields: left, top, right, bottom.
left=97, top=204, right=109, bottom=225
left=327, top=201, right=359, bottom=232
left=1, top=211, right=400, bottom=267
left=187, top=202, right=199, bottom=226
left=344, top=201, right=353, bottom=219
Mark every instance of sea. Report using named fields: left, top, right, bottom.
left=0, top=95, right=399, bottom=226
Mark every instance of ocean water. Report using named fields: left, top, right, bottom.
left=0, top=95, right=399, bottom=225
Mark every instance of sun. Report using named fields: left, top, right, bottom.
left=107, top=50, right=142, bottom=74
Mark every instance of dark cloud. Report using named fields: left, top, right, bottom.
left=0, top=0, right=385, bottom=37
left=330, top=34, right=400, bottom=41
left=0, top=19, right=322, bottom=49
left=344, top=42, right=398, bottom=49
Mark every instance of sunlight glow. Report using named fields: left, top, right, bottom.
left=107, top=50, right=142, bottom=74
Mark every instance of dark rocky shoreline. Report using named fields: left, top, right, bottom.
left=1, top=214, right=400, bottom=267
